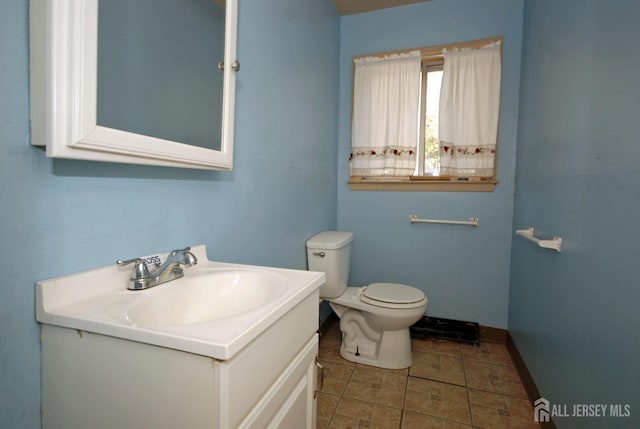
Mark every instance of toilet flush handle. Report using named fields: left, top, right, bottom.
left=313, top=251, right=326, bottom=257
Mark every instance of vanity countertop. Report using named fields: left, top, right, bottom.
left=36, top=245, right=325, bottom=360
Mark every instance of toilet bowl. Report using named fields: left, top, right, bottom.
left=306, top=231, right=428, bottom=369
left=328, top=283, right=427, bottom=369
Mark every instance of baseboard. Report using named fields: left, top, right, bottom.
left=478, top=326, right=557, bottom=428
left=479, top=325, right=508, bottom=343
left=506, top=332, right=557, bottom=429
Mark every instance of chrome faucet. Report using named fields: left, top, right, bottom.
left=117, top=247, right=198, bottom=290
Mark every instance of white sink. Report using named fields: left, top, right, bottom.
left=127, top=269, right=288, bottom=326
left=36, top=245, right=324, bottom=360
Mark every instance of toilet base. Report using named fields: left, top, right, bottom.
left=338, top=328, right=413, bottom=370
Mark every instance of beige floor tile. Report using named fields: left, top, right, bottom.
left=401, top=410, right=474, bottom=428
left=320, top=359, right=355, bottom=395
left=316, top=331, right=531, bottom=429
left=319, top=336, right=356, bottom=367
left=413, top=338, right=462, bottom=358
left=464, top=360, right=528, bottom=398
left=317, top=392, right=340, bottom=422
left=410, top=351, right=466, bottom=386
left=343, top=365, right=408, bottom=408
left=329, top=397, right=402, bottom=429
left=461, top=342, right=513, bottom=367
left=404, top=378, right=472, bottom=425
left=317, top=415, right=331, bottom=429
left=468, top=389, right=540, bottom=429
left=357, top=363, right=410, bottom=378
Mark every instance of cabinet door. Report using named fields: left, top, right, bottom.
left=216, top=293, right=319, bottom=428
left=268, top=351, right=318, bottom=429
left=239, top=334, right=319, bottom=429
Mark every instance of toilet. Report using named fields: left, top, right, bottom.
left=306, top=231, right=428, bottom=369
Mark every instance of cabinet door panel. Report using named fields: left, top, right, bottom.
left=217, top=293, right=318, bottom=428
left=239, top=334, right=318, bottom=429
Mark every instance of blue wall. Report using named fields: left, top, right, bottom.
left=5, top=0, right=637, bottom=426
left=0, top=0, right=339, bottom=426
left=337, top=0, right=524, bottom=328
left=509, top=0, right=640, bottom=427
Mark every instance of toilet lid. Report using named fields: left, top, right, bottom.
left=360, top=283, right=426, bottom=308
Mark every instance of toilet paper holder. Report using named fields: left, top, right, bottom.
left=516, top=227, right=562, bottom=252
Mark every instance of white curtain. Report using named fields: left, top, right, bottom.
left=439, top=42, right=501, bottom=177
left=350, top=51, right=421, bottom=176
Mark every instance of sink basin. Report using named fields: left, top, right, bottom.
left=127, top=269, right=288, bottom=326
left=35, top=244, right=325, bottom=359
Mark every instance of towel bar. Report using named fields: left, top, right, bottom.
left=409, top=215, right=479, bottom=227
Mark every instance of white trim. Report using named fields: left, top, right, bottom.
left=30, top=0, right=237, bottom=170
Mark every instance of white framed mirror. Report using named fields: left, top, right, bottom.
left=30, top=0, right=238, bottom=170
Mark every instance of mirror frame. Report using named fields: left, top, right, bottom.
left=30, top=0, right=238, bottom=170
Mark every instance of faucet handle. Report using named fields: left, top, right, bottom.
left=116, top=257, right=150, bottom=280
left=169, top=247, right=198, bottom=268
left=168, top=246, right=191, bottom=257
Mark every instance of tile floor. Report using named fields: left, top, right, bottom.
left=317, top=318, right=541, bottom=429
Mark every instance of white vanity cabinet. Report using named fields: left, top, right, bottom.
left=41, top=292, right=320, bottom=429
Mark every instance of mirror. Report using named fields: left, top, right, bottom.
left=29, top=0, right=238, bottom=170
left=97, top=0, right=225, bottom=152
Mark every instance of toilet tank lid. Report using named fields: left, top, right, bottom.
left=306, top=231, right=353, bottom=249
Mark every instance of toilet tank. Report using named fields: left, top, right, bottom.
left=306, top=231, right=353, bottom=299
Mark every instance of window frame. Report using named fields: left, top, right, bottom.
left=348, top=36, right=502, bottom=192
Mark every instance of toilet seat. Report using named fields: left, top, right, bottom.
left=359, top=283, right=426, bottom=309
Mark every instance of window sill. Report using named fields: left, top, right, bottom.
left=348, top=176, right=497, bottom=192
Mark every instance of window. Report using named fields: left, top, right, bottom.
left=349, top=37, right=502, bottom=192
left=421, top=63, right=443, bottom=176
